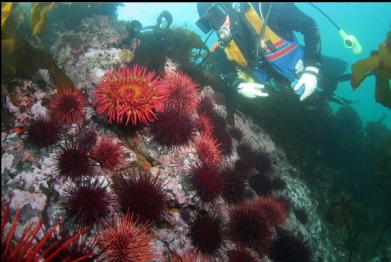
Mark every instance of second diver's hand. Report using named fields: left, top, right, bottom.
left=237, top=82, right=269, bottom=98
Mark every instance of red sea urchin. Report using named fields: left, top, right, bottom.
left=149, top=110, right=198, bottom=149
left=90, top=137, right=123, bottom=170
left=113, top=169, right=167, bottom=224
left=50, top=87, right=86, bottom=126
left=61, top=178, right=112, bottom=227
left=162, top=71, right=200, bottom=113
left=94, top=65, right=167, bottom=126
left=99, top=213, right=156, bottom=262
left=190, top=212, right=223, bottom=256
left=196, top=114, right=213, bottom=135
left=190, top=164, right=223, bottom=202
left=254, top=196, right=289, bottom=228
left=194, top=133, right=222, bottom=166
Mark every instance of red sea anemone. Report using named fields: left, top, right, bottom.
left=162, top=71, right=200, bottom=113
left=98, top=213, right=156, bottom=262
left=90, top=137, right=123, bottom=170
left=55, top=142, right=96, bottom=182
left=94, top=65, right=167, bottom=126
left=113, top=169, right=167, bottom=224
left=190, top=212, right=223, bottom=256
left=190, top=164, right=223, bottom=202
left=194, top=133, right=222, bottom=166
left=149, top=110, right=198, bottom=149
left=26, top=116, right=60, bottom=148
left=50, top=87, right=86, bottom=126
left=61, top=178, right=112, bottom=227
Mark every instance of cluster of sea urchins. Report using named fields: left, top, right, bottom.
left=149, top=70, right=201, bottom=149
left=15, top=62, right=311, bottom=261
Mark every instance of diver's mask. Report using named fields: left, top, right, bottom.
left=217, top=16, right=232, bottom=45
left=196, top=3, right=229, bottom=34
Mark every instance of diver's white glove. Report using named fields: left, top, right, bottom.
left=293, top=66, right=319, bottom=101
left=238, top=82, right=269, bottom=98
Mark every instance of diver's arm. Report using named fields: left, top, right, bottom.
left=213, top=47, right=244, bottom=89
left=264, top=3, right=322, bottom=68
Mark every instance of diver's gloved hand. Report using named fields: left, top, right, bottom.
left=238, top=82, right=269, bottom=98
left=293, top=66, right=319, bottom=101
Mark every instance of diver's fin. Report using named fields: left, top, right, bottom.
left=374, top=68, right=391, bottom=109
left=351, top=56, right=380, bottom=89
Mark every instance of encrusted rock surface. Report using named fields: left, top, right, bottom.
left=1, top=14, right=338, bottom=261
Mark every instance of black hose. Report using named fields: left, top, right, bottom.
left=309, top=3, right=341, bottom=31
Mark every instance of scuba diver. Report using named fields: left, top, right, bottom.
left=195, top=2, right=347, bottom=124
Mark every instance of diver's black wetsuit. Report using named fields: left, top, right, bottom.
left=213, top=3, right=322, bottom=123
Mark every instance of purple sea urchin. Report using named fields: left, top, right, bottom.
left=228, top=201, right=272, bottom=255
left=268, top=228, right=313, bottom=262
left=55, top=142, right=95, bottom=181
left=113, top=169, right=167, bottom=224
left=26, top=116, right=60, bottom=148
left=77, top=128, right=98, bottom=152
left=190, top=213, right=223, bottom=255
left=220, top=164, right=246, bottom=204
left=149, top=110, right=198, bottom=149
left=227, top=249, right=257, bottom=262
left=61, top=178, right=112, bottom=227
left=90, top=137, right=123, bottom=170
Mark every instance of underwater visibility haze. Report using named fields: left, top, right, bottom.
left=1, top=2, right=391, bottom=262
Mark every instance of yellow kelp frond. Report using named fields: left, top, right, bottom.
left=1, top=2, right=14, bottom=31
left=374, top=68, right=391, bottom=109
left=351, top=55, right=380, bottom=89
left=31, top=2, right=55, bottom=35
left=1, top=38, right=17, bottom=75
left=378, top=32, right=391, bottom=75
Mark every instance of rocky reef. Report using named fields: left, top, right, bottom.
left=2, top=8, right=390, bottom=262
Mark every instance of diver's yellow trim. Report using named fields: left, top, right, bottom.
left=224, top=40, right=248, bottom=67
left=244, top=3, right=280, bottom=43
left=222, top=3, right=284, bottom=68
